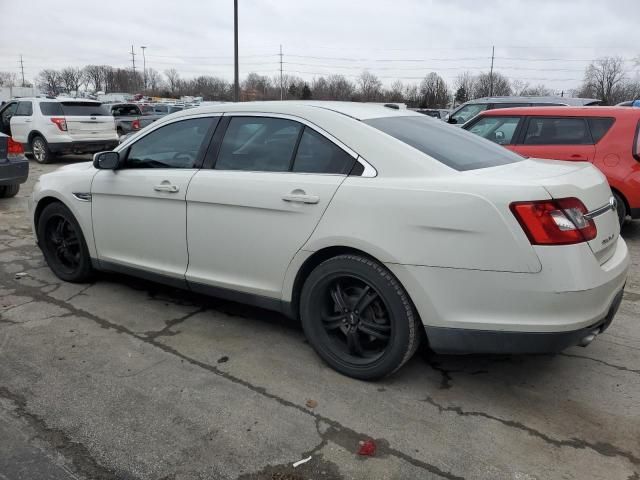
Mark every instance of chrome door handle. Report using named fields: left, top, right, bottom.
left=154, top=184, right=179, bottom=193
left=24, top=119, right=32, bottom=123
left=282, top=193, right=320, bottom=204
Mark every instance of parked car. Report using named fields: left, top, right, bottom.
left=414, top=108, right=450, bottom=121
left=447, top=96, right=601, bottom=125
left=30, top=102, right=629, bottom=379
left=0, top=133, right=28, bottom=198
left=151, top=104, right=184, bottom=116
left=0, top=98, right=118, bottom=164
left=108, top=103, right=160, bottom=137
left=462, top=106, right=640, bottom=225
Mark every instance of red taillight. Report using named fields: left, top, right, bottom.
left=510, top=197, right=597, bottom=245
left=50, top=117, right=67, bottom=131
left=132, top=119, right=140, bottom=130
left=633, top=120, right=640, bottom=161
left=7, top=137, right=24, bottom=155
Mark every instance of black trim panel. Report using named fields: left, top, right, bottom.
left=425, top=288, right=624, bottom=354
left=96, top=259, right=188, bottom=289
left=0, top=158, right=29, bottom=185
left=48, top=141, right=119, bottom=154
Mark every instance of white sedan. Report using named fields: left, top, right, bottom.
left=30, top=101, right=630, bottom=379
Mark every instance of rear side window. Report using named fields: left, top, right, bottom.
left=39, top=102, right=64, bottom=116
left=523, top=117, right=591, bottom=145
left=466, top=116, right=521, bottom=145
left=215, top=117, right=302, bottom=172
left=292, top=128, right=355, bottom=174
left=365, top=115, right=524, bottom=171
left=59, top=102, right=108, bottom=116
left=588, top=118, right=615, bottom=143
left=15, top=101, right=33, bottom=116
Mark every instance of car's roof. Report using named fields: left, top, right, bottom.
left=168, top=101, right=422, bottom=121
left=462, top=96, right=600, bottom=106
left=481, top=106, right=640, bottom=117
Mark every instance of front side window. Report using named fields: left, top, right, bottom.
left=467, top=116, right=521, bottom=145
left=365, top=115, right=523, bottom=171
left=15, top=101, right=33, bottom=116
left=450, top=104, right=489, bottom=124
left=125, top=117, right=216, bottom=169
left=215, top=117, right=302, bottom=172
left=292, top=128, right=355, bottom=174
left=524, top=117, right=591, bottom=145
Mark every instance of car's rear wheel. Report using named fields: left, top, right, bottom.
left=613, top=192, right=627, bottom=226
left=0, top=184, right=19, bottom=198
left=300, top=254, right=421, bottom=380
left=31, top=135, right=53, bottom=164
left=37, top=202, right=93, bottom=282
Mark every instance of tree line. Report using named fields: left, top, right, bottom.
left=0, top=56, right=638, bottom=107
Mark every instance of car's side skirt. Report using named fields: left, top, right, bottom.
left=93, top=259, right=294, bottom=318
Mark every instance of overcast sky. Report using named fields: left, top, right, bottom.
left=1, top=0, right=638, bottom=92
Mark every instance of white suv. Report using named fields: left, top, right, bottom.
left=0, top=98, right=118, bottom=164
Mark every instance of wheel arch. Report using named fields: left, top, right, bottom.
left=287, top=245, right=421, bottom=324
left=610, top=186, right=629, bottom=216
left=28, top=130, right=46, bottom=144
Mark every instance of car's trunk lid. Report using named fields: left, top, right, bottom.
left=468, top=158, right=619, bottom=263
left=60, top=102, right=116, bottom=141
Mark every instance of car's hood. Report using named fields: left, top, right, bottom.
left=54, top=161, right=95, bottom=173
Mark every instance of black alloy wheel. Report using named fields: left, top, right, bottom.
left=300, top=254, right=421, bottom=380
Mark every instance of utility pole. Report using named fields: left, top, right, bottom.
left=279, top=45, right=284, bottom=100
left=234, top=0, right=240, bottom=102
left=141, top=46, right=147, bottom=91
left=19, top=55, right=25, bottom=87
left=130, top=45, right=137, bottom=89
left=489, top=45, right=495, bottom=97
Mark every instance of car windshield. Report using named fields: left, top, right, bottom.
left=364, top=115, right=524, bottom=171
left=450, top=104, right=489, bottom=124
left=60, top=102, right=109, bottom=116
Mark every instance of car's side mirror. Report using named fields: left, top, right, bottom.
left=448, top=117, right=458, bottom=124
left=93, top=151, right=120, bottom=170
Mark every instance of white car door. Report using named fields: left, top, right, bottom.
left=9, top=100, right=32, bottom=143
left=91, top=115, right=219, bottom=282
left=186, top=114, right=359, bottom=300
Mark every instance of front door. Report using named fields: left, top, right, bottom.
left=0, top=101, right=17, bottom=136
left=514, top=116, right=596, bottom=162
left=91, top=116, right=218, bottom=281
left=186, top=115, right=357, bottom=299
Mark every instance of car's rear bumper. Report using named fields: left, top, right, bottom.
left=0, top=157, right=29, bottom=185
left=48, top=140, right=119, bottom=155
left=424, top=288, right=624, bottom=354
left=387, top=238, right=630, bottom=353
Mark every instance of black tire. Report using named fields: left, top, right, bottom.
left=37, top=202, right=93, bottom=282
left=31, top=135, right=53, bottom=164
left=116, top=127, right=124, bottom=137
left=613, top=192, right=627, bottom=226
left=300, top=254, right=421, bottom=380
left=0, top=184, right=19, bottom=198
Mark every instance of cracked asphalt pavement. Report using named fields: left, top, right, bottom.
left=1, top=157, right=639, bottom=480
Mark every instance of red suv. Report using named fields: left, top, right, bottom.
left=463, top=107, right=640, bottom=224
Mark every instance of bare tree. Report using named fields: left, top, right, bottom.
left=164, top=68, right=181, bottom=95
left=403, top=84, right=420, bottom=106
left=474, top=72, right=511, bottom=97
left=385, top=80, right=405, bottom=103
left=0, top=71, right=18, bottom=87
left=36, top=69, right=63, bottom=96
left=454, top=72, right=475, bottom=102
left=520, top=84, right=553, bottom=96
left=325, top=75, right=355, bottom=101
left=357, top=71, right=383, bottom=102
left=242, top=73, right=271, bottom=100
left=581, top=56, right=627, bottom=105
left=145, top=68, right=163, bottom=92
left=60, top=67, right=84, bottom=95
left=419, top=72, right=449, bottom=108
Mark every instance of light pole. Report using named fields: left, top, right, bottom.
left=234, top=0, right=239, bottom=102
left=141, top=46, right=147, bottom=91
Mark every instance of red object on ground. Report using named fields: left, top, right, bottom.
left=357, top=439, right=376, bottom=456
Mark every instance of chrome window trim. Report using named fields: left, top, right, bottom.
left=584, top=197, right=616, bottom=220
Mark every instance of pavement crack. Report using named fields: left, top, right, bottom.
left=0, top=385, right=136, bottom=480
left=64, top=283, right=95, bottom=302
left=423, top=395, right=640, bottom=467
left=143, top=307, right=207, bottom=339
left=559, top=352, right=640, bottom=375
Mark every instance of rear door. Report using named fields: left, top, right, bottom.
left=513, top=116, right=596, bottom=162
left=9, top=101, right=33, bottom=143
left=185, top=114, right=357, bottom=298
left=60, top=101, right=116, bottom=141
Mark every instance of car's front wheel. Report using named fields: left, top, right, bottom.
left=37, top=202, right=93, bottom=282
left=0, top=184, right=19, bottom=198
left=300, top=254, right=421, bottom=380
left=31, top=135, right=53, bottom=164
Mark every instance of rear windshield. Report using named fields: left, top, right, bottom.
left=364, top=115, right=524, bottom=171
left=40, top=101, right=108, bottom=116
left=111, top=104, right=142, bottom=116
